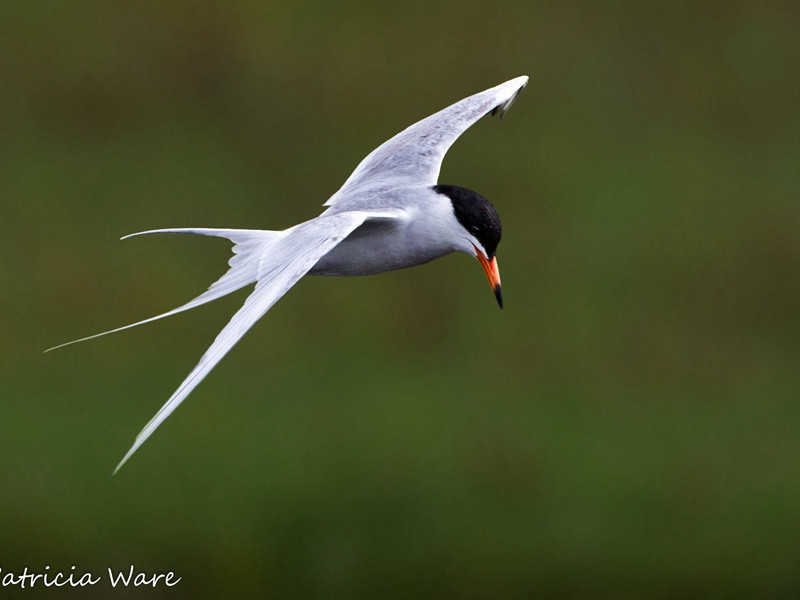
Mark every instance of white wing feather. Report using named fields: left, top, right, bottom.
left=325, top=75, right=528, bottom=204
left=112, top=211, right=396, bottom=474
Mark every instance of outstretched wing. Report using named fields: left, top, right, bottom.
left=113, top=210, right=398, bottom=474
left=325, top=75, right=528, bottom=205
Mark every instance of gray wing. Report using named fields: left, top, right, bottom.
left=112, top=210, right=398, bottom=474
left=325, top=75, right=528, bottom=205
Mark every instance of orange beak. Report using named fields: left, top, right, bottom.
left=475, top=248, right=503, bottom=308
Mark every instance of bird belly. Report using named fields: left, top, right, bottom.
left=309, top=221, right=453, bottom=276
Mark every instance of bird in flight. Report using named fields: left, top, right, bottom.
left=48, top=75, right=529, bottom=474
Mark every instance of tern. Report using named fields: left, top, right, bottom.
left=48, top=75, right=529, bottom=473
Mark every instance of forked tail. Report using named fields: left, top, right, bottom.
left=45, top=227, right=282, bottom=352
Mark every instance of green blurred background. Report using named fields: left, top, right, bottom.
left=3, top=0, right=799, bottom=597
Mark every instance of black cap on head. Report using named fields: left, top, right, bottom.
left=435, top=184, right=502, bottom=258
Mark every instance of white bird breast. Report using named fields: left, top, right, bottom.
left=311, top=189, right=464, bottom=276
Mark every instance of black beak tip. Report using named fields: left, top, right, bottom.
left=494, top=285, right=503, bottom=309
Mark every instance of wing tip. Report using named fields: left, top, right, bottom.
left=490, top=75, right=529, bottom=119
left=112, top=440, right=140, bottom=476
left=111, top=456, right=128, bottom=477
